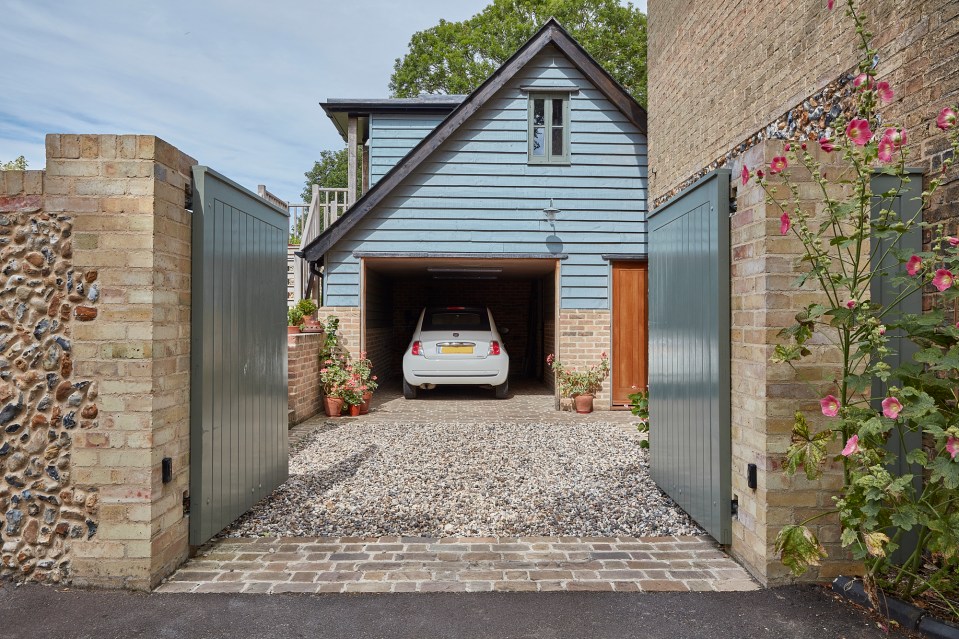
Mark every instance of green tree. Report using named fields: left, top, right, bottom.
left=1, top=156, right=28, bottom=170
left=389, top=0, right=648, bottom=106
left=301, top=148, right=349, bottom=202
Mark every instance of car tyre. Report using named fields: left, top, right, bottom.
left=403, top=378, right=418, bottom=400
left=494, top=380, right=509, bottom=399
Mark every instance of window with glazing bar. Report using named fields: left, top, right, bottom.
left=528, top=94, right=569, bottom=164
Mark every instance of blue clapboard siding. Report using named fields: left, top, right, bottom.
left=326, top=44, right=647, bottom=309
left=369, top=113, right=448, bottom=186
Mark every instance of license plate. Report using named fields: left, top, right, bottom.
left=440, top=345, right=474, bottom=354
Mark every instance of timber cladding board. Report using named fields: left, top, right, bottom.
left=647, top=169, right=732, bottom=545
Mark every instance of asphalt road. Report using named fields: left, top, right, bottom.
left=0, top=582, right=913, bottom=639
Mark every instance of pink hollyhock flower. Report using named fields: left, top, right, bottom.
left=882, top=127, right=907, bottom=147
left=801, top=142, right=808, bottom=150
left=821, top=395, right=841, bottom=417
left=881, top=396, right=903, bottom=419
left=906, top=255, right=922, bottom=276
left=846, top=119, right=873, bottom=146
left=770, top=156, right=788, bottom=174
left=819, top=137, right=835, bottom=153
left=877, top=325, right=886, bottom=335
left=876, top=81, right=894, bottom=104
left=842, top=434, right=860, bottom=456
left=828, top=0, right=834, bottom=8
left=546, top=354, right=555, bottom=365
left=947, top=236, right=959, bottom=247
left=933, top=268, right=954, bottom=292
left=878, top=139, right=895, bottom=164
left=846, top=299, right=857, bottom=309
left=757, top=169, right=765, bottom=179
left=853, top=73, right=869, bottom=88
left=937, top=107, right=957, bottom=131
left=780, top=212, right=791, bottom=235
left=741, top=165, right=749, bottom=186
left=784, top=143, right=791, bottom=152
left=947, top=436, right=959, bottom=460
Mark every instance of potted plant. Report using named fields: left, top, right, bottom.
left=287, top=306, right=304, bottom=334
left=546, top=352, right=610, bottom=413
left=341, top=373, right=364, bottom=417
left=352, top=352, right=378, bottom=415
left=297, top=298, right=321, bottom=332
left=319, top=358, right=349, bottom=417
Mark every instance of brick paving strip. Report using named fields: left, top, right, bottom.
left=156, top=535, right=759, bottom=594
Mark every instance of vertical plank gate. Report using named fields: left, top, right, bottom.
left=190, top=167, right=290, bottom=546
left=648, top=170, right=732, bottom=544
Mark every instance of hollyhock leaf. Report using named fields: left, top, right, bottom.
left=864, top=531, right=890, bottom=557
left=786, top=412, right=829, bottom=480
left=930, top=455, right=959, bottom=489
left=881, top=396, right=903, bottom=419
left=937, top=107, right=957, bottom=131
left=776, top=525, right=828, bottom=576
left=933, top=269, right=954, bottom=292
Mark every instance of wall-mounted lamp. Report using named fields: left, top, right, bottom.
left=543, top=198, right=560, bottom=223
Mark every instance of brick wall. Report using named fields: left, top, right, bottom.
left=728, top=142, right=855, bottom=584
left=1, top=134, right=195, bottom=590
left=649, top=0, right=959, bottom=214
left=317, top=307, right=361, bottom=361
left=288, top=332, right=324, bottom=424
left=558, top=309, right=612, bottom=410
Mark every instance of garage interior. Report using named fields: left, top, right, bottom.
left=361, top=256, right=558, bottom=394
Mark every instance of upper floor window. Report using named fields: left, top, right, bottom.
left=528, top=94, right=569, bottom=164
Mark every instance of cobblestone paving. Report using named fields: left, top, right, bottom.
left=157, top=535, right=759, bottom=594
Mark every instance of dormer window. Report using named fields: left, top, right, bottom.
left=528, top=94, right=570, bottom=164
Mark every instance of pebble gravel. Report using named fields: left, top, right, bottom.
left=223, top=421, right=704, bottom=539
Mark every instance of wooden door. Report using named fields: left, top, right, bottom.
left=612, top=261, right=648, bottom=406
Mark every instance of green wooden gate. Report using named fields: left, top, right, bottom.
left=648, top=170, right=732, bottom=544
left=189, top=167, right=290, bottom=546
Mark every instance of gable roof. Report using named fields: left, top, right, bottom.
left=299, top=18, right=648, bottom=263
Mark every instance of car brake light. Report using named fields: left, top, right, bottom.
left=411, top=341, right=423, bottom=356
left=447, top=306, right=465, bottom=310
left=489, top=340, right=501, bottom=356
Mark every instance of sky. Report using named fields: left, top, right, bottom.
left=0, top=0, right=646, bottom=203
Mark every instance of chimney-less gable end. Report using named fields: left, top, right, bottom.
left=300, top=18, right=647, bottom=264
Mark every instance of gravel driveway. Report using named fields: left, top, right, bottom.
left=223, top=420, right=703, bottom=539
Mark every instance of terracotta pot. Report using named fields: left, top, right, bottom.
left=348, top=404, right=361, bottom=417
left=287, top=325, right=301, bottom=334
left=360, top=392, right=372, bottom=415
left=323, top=396, right=344, bottom=417
left=574, top=394, right=594, bottom=414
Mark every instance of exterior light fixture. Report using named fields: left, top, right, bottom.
left=543, top=198, right=560, bottom=223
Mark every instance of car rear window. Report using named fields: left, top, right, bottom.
left=422, top=309, right=490, bottom=331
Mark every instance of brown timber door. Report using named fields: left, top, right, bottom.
left=612, top=261, right=648, bottom=406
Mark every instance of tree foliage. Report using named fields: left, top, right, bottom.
left=1, top=156, right=28, bottom=171
left=301, top=148, right=349, bottom=203
left=389, top=0, right=648, bottom=106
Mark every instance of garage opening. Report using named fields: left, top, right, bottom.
left=361, top=255, right=558, bottom=397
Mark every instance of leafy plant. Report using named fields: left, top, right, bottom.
left=296, top=298, right=318, bottom=319
left=756, top=0, right=959, bottom=616
left=352, top=351, right=378, bottom=394
left=1, top=156, right=27, bottom=171
left=287, top=307, right=304, bottom=327
left=546, top=352, right=610, bottom=398
left=628, top=387, right=650, bottom=449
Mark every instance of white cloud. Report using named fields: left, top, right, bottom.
left=1, top=0, right=645, bottom=202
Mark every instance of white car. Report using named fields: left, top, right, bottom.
left=402, top=306, right=510, bottom=399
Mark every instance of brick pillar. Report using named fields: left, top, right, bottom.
left=42, top=134, right=195, bottom=590
left=729, top=142, right=856, bottom=585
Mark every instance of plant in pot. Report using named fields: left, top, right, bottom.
left=341, top=373, right=364, bottom=417
left=297, top=298, right=321, bottom=332
left=352, top=351, right=378, bottom=415
left=319, top=358, right=350, bottom=417
left=287, top=306, right=304, bottom=334
left=547, top=352, right=610, bottom=413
